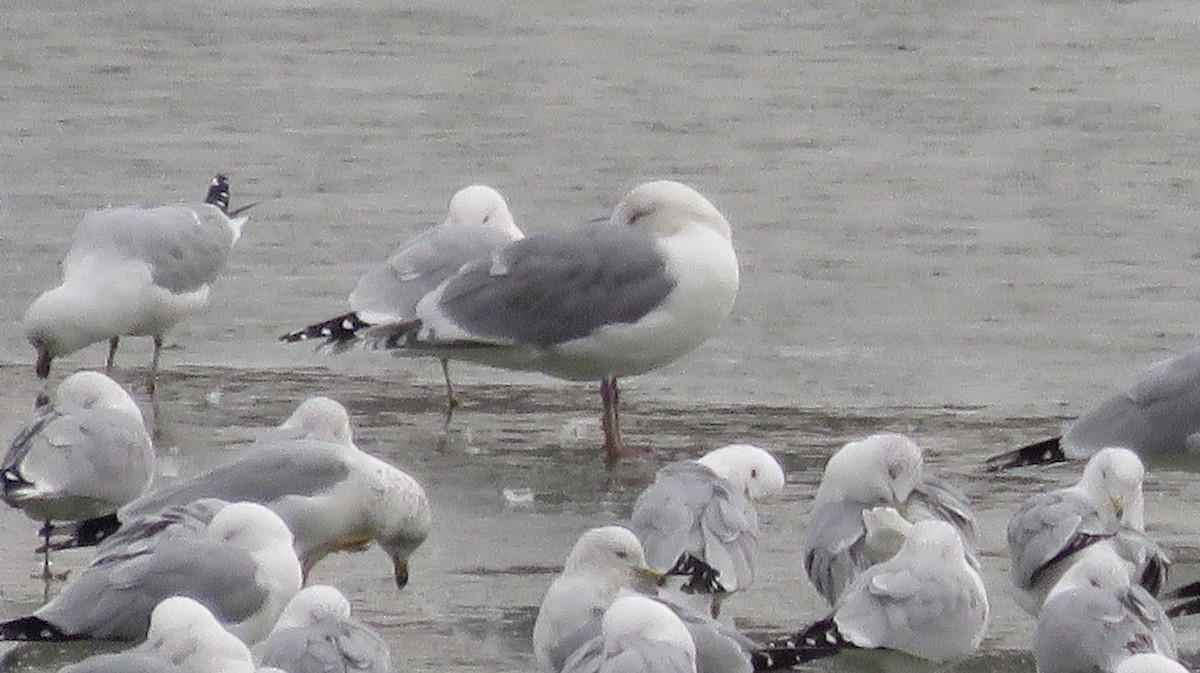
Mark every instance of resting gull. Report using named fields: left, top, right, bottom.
left=22, top=174, right=251, bottom=397
left=258, top=585, right=392, bottom=673
left=281, top=184, right=524, bottom=412
left=560, top=594, right=697, bottom=673
left=365, top=180, right=740, bottom=465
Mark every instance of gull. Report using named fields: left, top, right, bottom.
left=987, top=347, right=1200, bottom=470
left=281, top=185, right=524, bottom=413
left=258, top=585, right=392, bottom=673
left=802, top=433, right=976, bottom=606
left=0, top=501, right=301, bottom=644
left=1, top=370, right=153, bottom=578
left=1006, top=447, right=1169, bottom=615
left=765, top=520, right=989, bottom=671
left=59, top=596, right=255, bottom=673
left=1115, top=654, right=1192, bottom=673
left=629, top=443, right=785, bottom=617
left=365, top=180, right=740, bottom=465
left=57, top=396, right=431, bottom=589
left=23, top=174, right=252, bottom=396
left=1034, top=550, right=1177, bottom=673
left=560, top=594, right=697, bottom=673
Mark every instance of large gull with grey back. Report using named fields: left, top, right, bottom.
left=367, top=180, right=740, bottom=464
left=258, top=585, right=393, bottom=673
left=282, top=184, right=524, bottom=412
left=23, top=175, right=252, bottom=396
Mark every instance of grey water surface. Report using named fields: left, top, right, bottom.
left=3, top=0, right=1200, bottom=671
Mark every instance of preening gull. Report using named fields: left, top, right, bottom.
left=59, top=596, right=255, bottom=673
left=1006, top=447, right=1169, bottom=615
left=22, top=174, right=251, bottom=396
left=1034, top=551, right=1177, bottom=673
left=987, top=347, right=1200, bottom=470
left=1, top=371, right=153, bottom=577
left=281, top=185, right=524, bottom=412
left=60, top=396, right=431, bottom=589
left=630, top=443, right=785, bottom=617
left=802, top=433, right=976, bottom=606
left=765, top=520, right=989, bottom=671
left=560, top=594, right=697, bottom=673
left=366, top=180, right=740, bottom=465
left=0, top=501, right=301, bottom=644
left=258, top=585, right=393, bottom=673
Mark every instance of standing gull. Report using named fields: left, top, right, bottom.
left=987, top=347, right=1200, bottom=470
left=59, top=396, right=431, bottom=589
left=560, top=595, right=697, bottom=673
left=1006, top=447, right=1169, bottom=615
left=630, top=443, right=785, bottom=617
left=0, top=501, right=301, bottom=644
left=802, top=433, right=976, bottom=606
left=1034, top=550, right=1177, bottom=673
left=1, top=371, right=153, bottom=578
left=281, top=185, right=524, bottom=412
left=258, top=585, right=393, bottom=673
left=366, top=180, right=740, bottom=465
left=23, top=174, right=251, bottom=396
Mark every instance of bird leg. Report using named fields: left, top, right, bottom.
left=147, top=335, right=162, bottom=396
left=440, top=358, right=459, bottom=421
left=105, top=336, right=119, bottom=373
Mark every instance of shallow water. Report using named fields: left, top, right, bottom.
left=3, top=0, right=1200, bottom=671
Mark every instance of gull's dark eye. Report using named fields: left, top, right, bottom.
left=615, top=550, right=629, bottom=559
left=751, top=468, right=758, bottom=479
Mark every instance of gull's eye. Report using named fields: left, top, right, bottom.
left=751, top=468, right=759, bottom=479
left=615, top=550, right=629, bottom=559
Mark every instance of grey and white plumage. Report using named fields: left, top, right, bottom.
left=559, top=595, right=697, bottom=673
left=802, top=433, right=976, bottom=606
left=85, top=397, right=430, bottom=589
left=1114, top=654, right=1191, bottom=673
left=281, top=185, right=523, bottom=409
left=258, top=585, right=392, bottom=673
left=0, top=501, right=301, bottom=644
left=630, top=444, right=785, bottom=616
left=137, top=596, right=257, bottom=673
left=366, top=180, right=740, bottom=464
left=23, top=175, right=249, bottom=392
left=2, top=371, right=153, bottom=524
left=773, top=520, right=989, bottom=670
left=1035, top=550, right=1177, bottom=673
left=1006, top=447, right=1167, bottom=615
left=988, top=347, right=1200, bottom=469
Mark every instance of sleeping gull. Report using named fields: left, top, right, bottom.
left=57, top=396, right=431, bottom=589
left=0, top=501, right=301, bottom=644
left=281, top=184, right=524, bottom=412
left=987, top=347, right=1200, bottom=470
left=1, top=370, right=153, bottom=578
left=765, top=520, right=989, bottom=671
left=59, top=596, right=255, bottom=673
left=365, top=180, right=740, bottom=465
left=630, top=443, right=785, bottom=617
left=560, top=594, right=697, bottom=673
left=1006, top=447, right=1169, bottom=615
left=22, top=174, right=251, bottom=396
left=802, top=433, right=976, bottom=606
left=1034, top=550, right=1177, bottom=673
left=258, top=585, right=392, bottom=673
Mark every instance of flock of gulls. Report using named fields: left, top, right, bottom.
left=3, top=174, right=1200, bottom=673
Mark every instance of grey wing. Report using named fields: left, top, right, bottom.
left=1, top=404, right=59, bottom=474
left=630, top=464, right=715, bottom=572
left=908, top=475, right=976, bottom=543
left=1109, top=530, right=1172, bottom=596
left=1065, top=349, right=1200, bottom=456
left=68, top=205, right=236, bottom=294
left=803, top=500, right=872, bottom=605
left=657, top=599, right=752, bottom=673
left=430, top=225, right=676, bottom=349
left=1007, top=492, right=1112, bottom=590
left=350, top=221, right=516, bottom=323
left=603, top=637, right=695, bottom=673
left=92, top=499, right=227, bottom=567
left=122, top=442, right=350, bottom=520
left=59, top=651, right=179, bottom=673
left=1035, top=586, right=1177, bottom=673
left=260, top=618, right=392, bottom=673
left=37, top=541, right=266, bottom=640
left=548, top=614, right=604, bottom=672
left=560, top=634, right=604, bottom=673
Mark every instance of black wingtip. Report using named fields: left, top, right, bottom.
left=279, top=312, right=372, bottom=347
left=47, top=513, right=123, bottom=551
left=664, top=553, right=727, bottom=595
left=0, top=616, right=81, bottom=642
left=1167, top=597, right=1200, bottom=619
left=205, top=174, right=231, bottom=214
left=754, top=617, right=848, bottom=670
left=1164, top=579, right=1200, bottom=602
left=985, top=436, right=1068, bottom=472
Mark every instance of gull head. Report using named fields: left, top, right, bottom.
left=446, top=184, right=522, bottom=240
left=1078, top=447, right=1146, bottom=530
left=54, top=370, right=143, bottom=420
left=564, top=525, right=663, bottom=590
left=696, top=443, right=786, bottom=500
left=898, top=519, right=967, bottom=564
left=207, top=501, right=295, bottom=553
left=601, top=594, right=695, bottom=660
left=819, top=433, right=923, bottom=510
left=143, top=596, right=255, bottom=673
left=267, top=396, right=354, bottom=444
left=271, top=585, right=352, bottom=632
left=611, top=180, right=732, bottom=241
left=1046, top=546, right=1133, bottom=601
